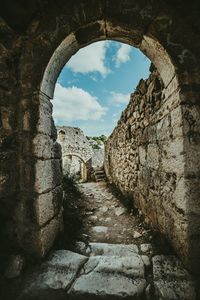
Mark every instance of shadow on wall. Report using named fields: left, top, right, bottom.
left=1, top=0, right=199, bottom=273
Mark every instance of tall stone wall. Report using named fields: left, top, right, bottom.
left=104, top=67, right=190, bottom=269
left=1, top=0, right=200, bottom=273
left=16, top=92, right=63, bottom=257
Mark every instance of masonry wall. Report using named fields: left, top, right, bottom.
left=57, top=126, right=104, bottom=178
left=1, top=0, right=200, bottom=274
left=91, top=148, right=105, bottom=168
left=104, top=67, right=191, bottom=269
left=57, top=126, right=93, bottom=168
left=15, top=92, right=63, bottom=257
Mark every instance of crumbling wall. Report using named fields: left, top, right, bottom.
left=57, top=126, right=93, bottom=181
left=1, top=0, right=200, bottom=274
left=104, top=67, right=189, bottom=268
left=57, top=126, right=93, bottom=168
left=91, top=148, right=105, bottom=168
left=57, top=126, right=105, bottom=176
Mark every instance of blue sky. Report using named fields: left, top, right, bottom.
left=52, top=41, right=150, bottom=136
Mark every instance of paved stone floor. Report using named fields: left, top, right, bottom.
left=3, top=182, right=198, bottom=299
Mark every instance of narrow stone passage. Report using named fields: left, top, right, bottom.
left=78, top=182, right=154, bottom=246
left=10, top=182, right=197, bottom=300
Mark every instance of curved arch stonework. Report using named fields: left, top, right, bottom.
left=0, top=0, right=200, bottom=274
left=57, top=126, right=93, bottom=164
left=57, top=126, right=93, bottom=182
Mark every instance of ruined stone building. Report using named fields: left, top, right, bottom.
left=0, top=0, right=200, bottom=281
left=57, top=126, right=104, bottom=181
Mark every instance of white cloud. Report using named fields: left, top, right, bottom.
left=109, top=91, right=130, bottom=105
left=67, top=41, right=109, bottom=76
left=53, top=83, right=107, bottom=122
left=114, top=44, right=132, bottom=67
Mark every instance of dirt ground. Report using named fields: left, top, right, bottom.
left=77, top=181, right=167, bottom=254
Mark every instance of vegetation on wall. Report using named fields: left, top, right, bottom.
left=86, top=135, right=107, bottom=149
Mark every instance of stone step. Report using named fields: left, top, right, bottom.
left=73, top=241, right=139, bottom=257
left=94, top=170, right=105, bottom=174
left=92, top=167, right=106, bottom=182
left=16, top=247, right=196, bottom=300
left=95, top=178, right=106, bottom=182
left=95, top=173, right=105, bottom=177
left=17, top=249, right=146, bottom=300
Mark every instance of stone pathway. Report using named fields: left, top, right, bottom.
left=6, top=182, right=197, bottom=299
left=78, top=182, right=153, bottom=245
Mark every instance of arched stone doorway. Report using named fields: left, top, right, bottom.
left=1, top=0, right=200, bottom=274
left=63, top=153, right=88, bottom=182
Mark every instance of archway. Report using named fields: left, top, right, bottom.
left=1, top=0, right=200, bottom=275
left=63, top=153, right=88, bottom=182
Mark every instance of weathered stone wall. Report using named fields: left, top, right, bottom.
left=57, top=126, right=93, bottom=167
left=104, top=66, right=199, bottom=272
left=92, top=148, right=105, bottom=168
left=57, top=126, right=92, bottom=181
left=1, top=0, right=200, bottom=274
left=0, top=18, right=20, bottom=256
left=57, top=126, right=104, bottom=179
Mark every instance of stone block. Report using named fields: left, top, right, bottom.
left=141, top=36, right=176, bottom=87
left=33, top=133, right=61, bottom=159
left=152, top=255, right=196, bottom=300
left=37, top=94, right=53, bottom=136
left=34, top=186, right=63, bottom=226
left=147, top=144, right=160, bottom=169
left=32, top=211, right=63, bottom=257
left=161, top=139, right=184, bottom=174
left=18, top=250, right=87, bottom=299
left=73, top=242, right=139, bottom=256
left=172, top=176, right=186, bottom=212
left=71, top=255, right=146, bottom=298
left=139, top=146, right=146, bottom=165
left=170, top=106, right=183, bottom=138
left=35, top=158, right=62, bottom=194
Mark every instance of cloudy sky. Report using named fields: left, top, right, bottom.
left=52, top=41, right=150, bottom=136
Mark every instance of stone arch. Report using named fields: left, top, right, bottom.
left=2, top=0, right=200, bottom=274
left=40, top=33, right=177, bottom=100
left=62, top=152, right=88, bottom=182
left=58, top=130, right=66, bottom=141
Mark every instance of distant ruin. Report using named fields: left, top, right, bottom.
left=57, top=126, right=104, bottom=181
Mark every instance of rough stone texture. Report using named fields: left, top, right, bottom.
left=91, top=148, right=105, bottom=168
left=34, top=186, right=63, bottom=226
left=14, top=247, right=196, bottom=300
left=70, top=255, right=146, bottom=299
left=57, top=126, right=93, bottom=166
left=104, top=68, right=200, bottom=273
left=57, top=126, right=104, bottom=181
left=18, top=250, right=88, bottom=300
left=74, top=242, right=139, bottom=256
left=152, top=255, right=196, bottom=300
left=0, top=0, right=200, bottom=275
